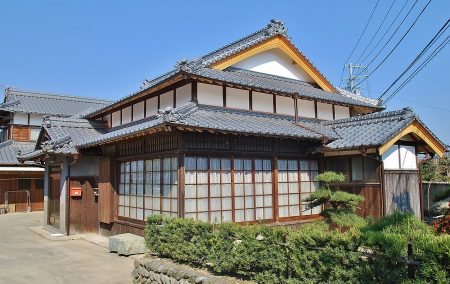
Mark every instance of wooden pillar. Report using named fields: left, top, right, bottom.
left=98, top=158, right=114, bottom=223
left=43, top=161, right=50, bottom=225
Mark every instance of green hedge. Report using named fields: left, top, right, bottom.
left=145, top=213, right=450, bottom=283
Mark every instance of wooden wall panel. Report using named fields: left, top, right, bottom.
left=12, top=126, right=30, bottom=142
left=111, top=222, right=145, bottom=237
left=384, top=170, right=421, bottom=218
left=339, top=184, right=382, bottom=219
left=0, top=173, right=44, bottom=212
left=69, top=177, right=99, bottom=234
left=98, top=158, right=114, bottom=223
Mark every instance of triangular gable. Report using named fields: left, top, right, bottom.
left=379, top=120, right=446, bottom=158
left=209, top=34, right=336, bottom=93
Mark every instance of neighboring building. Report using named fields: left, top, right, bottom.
left=0, top=88, right=111, bottom=213
left=21, top=20, right=446, bottom=236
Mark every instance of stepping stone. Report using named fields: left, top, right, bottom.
left=109, top=233, right=146, bottom=256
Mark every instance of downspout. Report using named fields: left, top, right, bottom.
left=66, top=154, right=79, bottom=236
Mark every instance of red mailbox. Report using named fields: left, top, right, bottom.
left=70, top=187, right=82, bottom=197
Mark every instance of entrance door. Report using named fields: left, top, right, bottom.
left=49, top=166, right=61, bottom=228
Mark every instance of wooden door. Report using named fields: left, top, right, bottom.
left=69, top=177, right=99, bottom=234
left=49, top=167, right=61, bottom=228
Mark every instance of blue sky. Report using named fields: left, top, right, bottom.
left=1, top=0, right=449, bottom=143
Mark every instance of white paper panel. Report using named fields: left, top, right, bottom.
left=334, top=105, right=350, bottom=119
left=29, top=114, right=43, bottom=126
left=198, top=83, right=223, bottom=106
left=122, top=106, right=132, bottom=124
left=112, top=111, right=121, bottom=127
left=317, top=102, right=333, bottom=120
left=133, top=101, right=145, bottom=121
left=176, top=83, right=191, bottom=107
left=13, top=112, right=28, bottom=125
left=160, top=91, right=174, bottom=110
left=226, top=87, right=249, bottom=110
left=297, top=99, right=315, bottom=118
left=252, top=91, right=273, bottom=113
left=146, top=96, right=158, bottom=117
left=276, top=95, right=295, bottom=116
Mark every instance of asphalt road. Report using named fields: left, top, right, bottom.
left=0, top=211, right=134, bottom=283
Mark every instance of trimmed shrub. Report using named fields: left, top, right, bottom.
left=145, top=212, right=450, bottom=283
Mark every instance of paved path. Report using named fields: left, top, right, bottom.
left=0, top=212, right=134, bottom=283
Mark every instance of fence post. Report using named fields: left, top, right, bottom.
left=407, top=240, right=415, bottom=280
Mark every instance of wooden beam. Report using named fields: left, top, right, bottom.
left=378, top=121, right=446, bottom=158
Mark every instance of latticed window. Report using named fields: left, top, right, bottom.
left=185, top=157, right=209, bottom=222
left=277, top=159, right=320, bottom=218
left=118, top=157, right=178, bottom=221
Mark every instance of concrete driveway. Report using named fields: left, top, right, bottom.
left=0, top=212, right=134, bottom=284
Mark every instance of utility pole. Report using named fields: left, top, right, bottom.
left=344, top=63, right=369, bottom=94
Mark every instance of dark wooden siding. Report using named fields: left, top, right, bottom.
left=98, top=158, right=114, bottom=223
left=384, top=170, right=422, bottom=218
left=12, top=126, right=30, bottom=142
left=0, top=172, right=44, bottom=212
left=339, top=184, right=383, bottom=219
left=68, top=177, right=99, bottom=234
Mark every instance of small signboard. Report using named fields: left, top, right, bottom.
left=70, top=187, right=82, bottom=197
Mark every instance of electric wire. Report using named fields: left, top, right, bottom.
left=354, top=0, right=397, bottom=64
left=384, top=34, right=450, bottom=104
left=339, top=0, right=380, bottom=87
left=359, top=0, right=410, bottom=65
left=379, top=19, right=450, bottom=100
left=354, top=0, right=433, bottom=88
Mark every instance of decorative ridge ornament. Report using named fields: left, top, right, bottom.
left=264, top=19, right=288, bottom=37
left=174, top=59, right=197, bottom=72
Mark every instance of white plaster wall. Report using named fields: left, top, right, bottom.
left=29, top=114, right=43, bottom=126
left=252, top=91, right=273, bottom=113
left=400, top=145, right=417, bottom=169
left=232, top=48, right=313, bottom=82
left=112, top=111, right=121, bottom=127
left=176, top=83, right=191, bottom=107
left=197, top=83, right=223, bottom=107
left=103, top=114, right=112, bottom=127
left=334, top=105, right=350, bottom=119
left=160, top=91, right=174, bottom=110
left=133, top=101, right=145, bottom=121
left=317, top=102, right=333, bottom=120
left=276, top=95, right=295, bottom=116
left=122, top=106, right=132, bottom=124
left=297, top=99, right=315, bottom=118
left=382, top=145, right=400, bottom=169
left=146, top=96, right=158, bottom=117
left=13, top=112, right=28, bottom=125
left=226, top=87, right=249, bottom=110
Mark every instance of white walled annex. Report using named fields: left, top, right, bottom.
left=232, top=48, right=314, bottom=82
left=382, top=144, right=417, bottom=170
left=226, top=87, right=249, bottom=110
left=317, top=102, right=333, bottom=120
left=252, top=91, right=273, bottom=113
left=176, top=83, right=192, bottom=107
left=197, top=83, right=223, bottom=107
left=297, top=99, right=315, bottom=118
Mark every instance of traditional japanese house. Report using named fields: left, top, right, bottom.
left=21, top=20, right=446, bottom=236
left=0, top=88, right=111, bottom=213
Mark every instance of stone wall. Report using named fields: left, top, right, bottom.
left=132, top=257, right=251, bottom=284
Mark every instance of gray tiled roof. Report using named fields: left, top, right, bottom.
left=79, top=103, right=336, bottom=148
left=84, top=19, right=381, bottom=118
left=0, top=88, right=112, bottom=117
left=323, top=108, right=417, bottom=150
left=0, top=140, right=36, bottom=165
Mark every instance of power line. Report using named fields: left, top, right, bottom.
left=395, top=97, right=450, bottom=113
left=384, top=34, right=450, bottom=104
left=359, top=0, right=410, bottom=65
left=339, top=0, right=380, bottom=87
left=355, top=0, right=432, bottom=88
left=354, top=0, right=397, bottom=64
left=379, top=19, right=450, bottom=100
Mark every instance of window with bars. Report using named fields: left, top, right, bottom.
left=277, top=159, right=320, bottom=218
left=118, top=157, right=178, bottom=221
